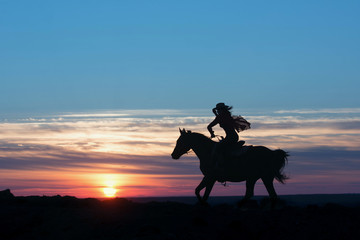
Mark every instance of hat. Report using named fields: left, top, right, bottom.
left=215, top=103, right=231, bottom=111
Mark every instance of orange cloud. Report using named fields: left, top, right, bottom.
left=1, top=108, right=360, bottom=197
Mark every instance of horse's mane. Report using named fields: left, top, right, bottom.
left=188, top=131, right=214, bottom=144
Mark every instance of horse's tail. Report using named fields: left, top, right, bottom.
left=273, top=149, right=289, bottom=184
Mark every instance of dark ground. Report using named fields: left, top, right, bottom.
left=1, top=190, right=360, bottom=240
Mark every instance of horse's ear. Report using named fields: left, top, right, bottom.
left=179, top=128, right=185, bottom=135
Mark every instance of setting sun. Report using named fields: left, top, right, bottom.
left=101, top=177, right=119, bottom=198
left=103, top=187, right=117, bottom=198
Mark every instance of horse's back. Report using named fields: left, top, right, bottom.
left=232, top=145, right=279, bottom=169
left=246, top=145, right=273, bottom=158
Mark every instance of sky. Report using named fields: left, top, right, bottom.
left=1, top=0, right=360, bottom=198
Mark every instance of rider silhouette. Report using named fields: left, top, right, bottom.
left=207, top=103, right=250, bottom=173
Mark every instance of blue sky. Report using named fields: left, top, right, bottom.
left=1, top=0, right=359, bottom=112
left=1, top=1, right=360, bottom=197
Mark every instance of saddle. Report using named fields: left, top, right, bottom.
left=212, top=140, right=252, bottom=162
left=211, top=142, right=252, bottom=181
left=230, top=141, right=252, bottom=157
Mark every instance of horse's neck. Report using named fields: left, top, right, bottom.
left=190, top=134, right=214, bottom=164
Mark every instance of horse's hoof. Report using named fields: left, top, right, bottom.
left=237, top=199, right=259, bottom=209
left=196, top=201, right=209, bottom=207
left=260, top=197, right=286, bottom=210
left=237, top=201, right=244, bottom=208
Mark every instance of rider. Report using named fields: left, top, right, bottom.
left=207, top=103, right=250, bottom=173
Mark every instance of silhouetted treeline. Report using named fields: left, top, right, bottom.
left=1, top=190, right=360, bottom=240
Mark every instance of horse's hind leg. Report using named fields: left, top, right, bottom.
left=261, top=176, right=278, bottom=208
left=238, top=178, right=257, bottom=208
left=262, top=176, right=277, bottom=199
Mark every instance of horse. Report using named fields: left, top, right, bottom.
left=171, top=129, right=289, bottom=207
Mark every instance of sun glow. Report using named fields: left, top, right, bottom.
left=102, top=178, right=118, bottom=198
left=103, top=187, right=117, bottom=198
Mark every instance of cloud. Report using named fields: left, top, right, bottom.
left=0, top=142, right=199, bottom=176
left=275, top=108, right=360, bottom=114
left=1, top=108, right=360, bottom=196
left=1, top=107, right=359, bottom=155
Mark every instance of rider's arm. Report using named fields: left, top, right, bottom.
left=207, top=117, right=219, bottom=138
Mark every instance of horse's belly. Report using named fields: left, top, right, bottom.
left=220, top=176, right=246, bottom=182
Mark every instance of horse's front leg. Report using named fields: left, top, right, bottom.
left=195, top=177, right=207, bottom=203
left=202, top=177, right=216, bottom=203
left=195, top=176, right=216, bottom=204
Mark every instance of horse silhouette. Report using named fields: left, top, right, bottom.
left=171, top=129, right=288, bottom=206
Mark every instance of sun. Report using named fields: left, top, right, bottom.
left=103, top=187, right=117, bottom=198
left=100, top=176, right=121, bottom=198
left=102, top=179, right=118, bottom=198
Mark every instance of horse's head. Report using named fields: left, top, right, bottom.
left=171, top=128, right=192, bottom=160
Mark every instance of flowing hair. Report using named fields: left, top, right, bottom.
left=232, top=115, right=251, bottom=132
left=214, top=103, right=251, bottom=133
